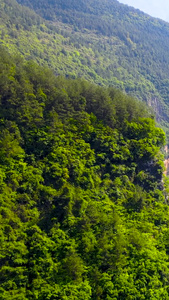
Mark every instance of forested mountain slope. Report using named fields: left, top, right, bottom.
left=1, top=46, right=169, bottom=300
left=2, top=0, right=169, bottom=136
left=13, top=0, right=169, bottom=132
left=2, top=1, right=169, bottom=298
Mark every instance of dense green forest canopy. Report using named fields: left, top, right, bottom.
left=2, top=0, right=169, bottom=137
left=1, top=0, right=169, bottom=298
left=1, top=46, right=169, bottom=299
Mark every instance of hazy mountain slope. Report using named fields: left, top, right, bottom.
left=2, top=0, right=169, bottom=135
left=0, top=0, right=106, bottom=81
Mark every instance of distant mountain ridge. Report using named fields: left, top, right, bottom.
left=2, top=0, right=169, bottom=136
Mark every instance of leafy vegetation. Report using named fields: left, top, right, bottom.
left=0, top=47, right=169, bottom=299
left=2, top=0, right=169, bottom=137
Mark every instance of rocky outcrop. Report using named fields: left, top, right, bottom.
left=164, top=145, right=169, bottom=176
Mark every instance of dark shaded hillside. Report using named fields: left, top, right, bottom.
left=1, top=46, right=169, bottom=300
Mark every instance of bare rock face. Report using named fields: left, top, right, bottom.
left=164, top=145, right=169, bottom=176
